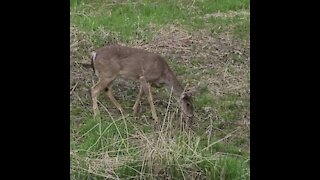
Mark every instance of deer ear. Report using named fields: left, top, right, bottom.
left=186, top=86, right=198, bottom=96
left=181, top=86, right=197, bottom=99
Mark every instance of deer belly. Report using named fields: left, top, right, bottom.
left=118, top=70, right=140, bottom=80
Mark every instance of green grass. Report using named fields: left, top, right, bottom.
left=71, top=0, right=250, bottom=179
left=71, top=0, right=249, bottom=43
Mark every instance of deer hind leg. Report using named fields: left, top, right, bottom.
left=91, top=80, right=104, bottom=117
left=132, top=83, right=144, bottom=117
left=105, top=84, right=124, bottom=114
left=91, top=76, right=117, bottom=117
left=139, top=76, right=158, bottom=124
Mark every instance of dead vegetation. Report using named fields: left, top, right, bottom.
left=72, top=20, right=250, bottom=138
left=70, top=22, right=249, bottom=123
left=70, top=11, right=250, bottom=179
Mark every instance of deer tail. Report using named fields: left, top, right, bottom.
left=90, top=51, right=97, bottom=74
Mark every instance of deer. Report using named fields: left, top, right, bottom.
left=88, top=44, right=195, bottom=126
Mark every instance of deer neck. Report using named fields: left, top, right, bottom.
left=163, top=69, right=184, bottom=100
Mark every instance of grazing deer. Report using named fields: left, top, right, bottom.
left=89, top=44, right=195, bottom=125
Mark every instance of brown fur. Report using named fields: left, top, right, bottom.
left=90, top=44, right=195, bottom=125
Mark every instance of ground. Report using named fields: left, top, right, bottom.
left=70, top=0, right=250, bottom=179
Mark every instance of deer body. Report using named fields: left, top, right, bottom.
left=90, top=44, right=194, bottom=125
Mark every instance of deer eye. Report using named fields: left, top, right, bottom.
left=186, top=103, right=190, bottom=106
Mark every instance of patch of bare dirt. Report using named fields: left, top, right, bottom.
left=70, top=25, right=95, bottom=63
left=70, top=26, right=96, bottom=117
left=129, top=25, right=249, bottom=98
left=203, top=10, right=250, bottom=19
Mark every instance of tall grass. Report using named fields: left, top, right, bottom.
left=71, top=105, right=250, bottom=179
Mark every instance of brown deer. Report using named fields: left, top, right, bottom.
left=89, top=44, right=195, bottom=125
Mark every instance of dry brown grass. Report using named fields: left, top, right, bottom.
left=70, top=21, right=250, bottom=158
left=70, top=108, right=247, bottom=179
left=70, top=22, right=250, bottom=125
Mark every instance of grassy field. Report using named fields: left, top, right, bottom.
left=70, top=0, right=250, bottom=179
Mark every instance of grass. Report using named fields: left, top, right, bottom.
left=70, top=0, right=250, bottom=179
left=71, top=115, right=250, bottom=179
left=70, top=0, right=249, bottom=44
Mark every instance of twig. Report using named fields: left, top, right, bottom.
left=70, top=82, right=79, bottom=95
left=201, top=127, right=241, bottom=152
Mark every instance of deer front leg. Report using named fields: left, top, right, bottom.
left=139, top=76, right=158, bottom=125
